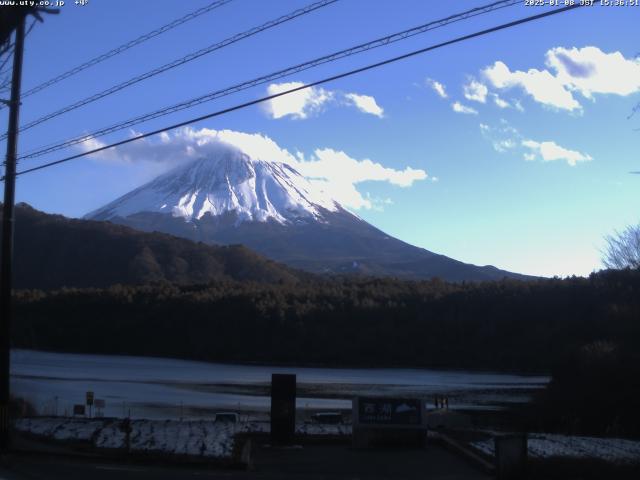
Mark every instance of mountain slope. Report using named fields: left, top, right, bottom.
left=5, top=203, right=304, bottom=290
left=87, top=146, right=338, bottom=225
left=87, top=145, right=532, bottom=282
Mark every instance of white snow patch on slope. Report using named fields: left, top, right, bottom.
left=86, top=144, right=340, bottom=225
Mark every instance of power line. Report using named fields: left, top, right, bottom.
left=0, top=45, right=14, bottom=76
left=0, top=42, right=13, bottom=58
left=20, top=0, right=521, bottom=161
left=0, top=20, right=34, bottom=94
left=0, top=40, right=16, bottom=94
left=9, top=4, right=584, bottom=180
left=8, top=0, right=234, bottom=103
left=1, top=0, right=338, bottom=140
left=24, top=17, right=36, bottom=38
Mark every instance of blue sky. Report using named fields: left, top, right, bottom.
left=3, top=0, right=640, bottom=277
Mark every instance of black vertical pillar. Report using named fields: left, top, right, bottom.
left=0, top=15, right=26, bottom=452
left=270, top=373, right=296, bottom=444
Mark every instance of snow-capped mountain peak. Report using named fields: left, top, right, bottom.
left=86, top=142, right=531, bottom=282
left=86, top=145, right=341, bottom=224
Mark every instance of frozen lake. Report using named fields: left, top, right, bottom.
left=11, top=349, right=549, bottom=419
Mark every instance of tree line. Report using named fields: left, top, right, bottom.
left=12, top=268, right=640, bottom=373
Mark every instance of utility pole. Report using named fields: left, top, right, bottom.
left=0, top=15, right=25, bottom=452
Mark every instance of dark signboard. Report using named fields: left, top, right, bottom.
left=215, top=413, right=238, bottom=423
left=73, top=404, right=86, bottom=416
left=270, top=373, right=296, bottom=444
left=86, top=391, right=94, bottom=406
left=357, top=397, right=422, bottom=426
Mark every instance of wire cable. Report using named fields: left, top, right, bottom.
left=2, top=0, right=338, bottom=140
left=13, top=0, right=234, bottom=102
left=7, top=3, right=584, bottom=180
left=0, top=42, right=13, bottom=58
left=0, top=20, right=35, bottom=95
left=0, top=45, right=14, bottom=76
left=19, top=0, right=520, bottom=161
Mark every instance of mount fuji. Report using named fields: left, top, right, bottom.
left=87, top=145, right=529, bottom=281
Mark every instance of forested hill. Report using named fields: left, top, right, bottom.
left=13, top=269, right=640, bottom=372
left=3, top=203, right=305, bottom=289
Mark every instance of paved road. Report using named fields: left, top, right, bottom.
left=0, top=444, right=491, bottom=480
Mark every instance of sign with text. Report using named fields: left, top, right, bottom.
left=85, top=391, right=94, bottom=406
left=355, top=397, right=423, bottom=427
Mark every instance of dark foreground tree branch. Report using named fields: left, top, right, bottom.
left=603, top=223, right=640, bottom=270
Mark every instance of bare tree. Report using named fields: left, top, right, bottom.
left=603, top=223, right=640, bottom=270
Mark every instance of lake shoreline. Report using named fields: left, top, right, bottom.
left=9, top=347, right=551, bottom=377
left=10, top=348, right=549, bottom=420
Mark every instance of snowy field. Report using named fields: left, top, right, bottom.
left=15, top=417, right=351, bottom=460
left=472, top=434, right=640, bottom=465
left=11, top=349, right=548, bottom=419
left=17, top=416, right=640, bottom=465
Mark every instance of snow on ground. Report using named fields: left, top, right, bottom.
left=296, top=422, right=351, bottom=436
left=127, top=420, right=237, bottom=458
left=472, top=434, right=640, bottom=464
left=94, top=421, right=125, bottom=449
left=15, top=417, right=106, bottom=442
left=14, top=417, right=351, bottom=459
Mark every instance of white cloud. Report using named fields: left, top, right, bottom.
left=298, top=149, right=426, bottom=209
left=265, top=82, right=385, bottom=120
left=546, top=46, right=640, bottom=98
left=494, top=139, right=518, bottom=152
left=426, top=78, right=448, bottom=98
left=80, top=137, right=119, bottom=161
left=479, top=122, right=522, bottom=153
left=451, top=101, right=478, bottom=115
left=483, top=61, right=581, bottom=111
left=265, top=82, right=333, bottom=119
left=463, top=79, right=488, bottom=103
left=521, top=139, right=592, bottom=166
left=482, top=46, right=640, bottom=112
left=344, top=93, right=384, bottom=117
left=80, top=128, right=207, bottom=164
left=362, top=193, right=394, bottom=212
left=299, top=148, right=426, bottom=187
left=513, top=99, right=525, bottom=112
left=80, top=127, right=427, bottom=210
left=492, top=94, right=511, bottom=109
left=479, top=121, right=592, bottom=166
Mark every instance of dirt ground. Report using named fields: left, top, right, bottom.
left=0, top=440, right=492, bottom=480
